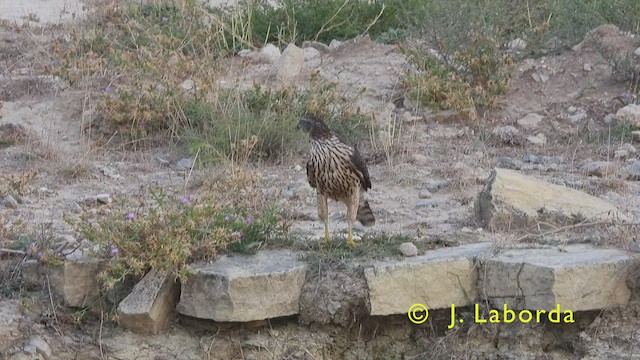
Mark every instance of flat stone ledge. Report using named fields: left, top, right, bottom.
left=479, top=245, right=633, bottom=312
left=117, top=269, right=180, bottom=334
left=176, top=250, right=307, bottom=322
left=364, top=243, right=492, bottom=316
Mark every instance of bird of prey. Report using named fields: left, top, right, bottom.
left=298, top=114, right=375, bottom=247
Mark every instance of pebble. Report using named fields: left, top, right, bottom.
left=327, top=300, right=341, bottom=315
left=526, top=133, right=547, bottom=145
left=426, top=181, right=447, bottom=193
left=399, top=242, right=418, bottom=257
left=28, top=335, right=52, bottom=359
left=583, top=63, right=592, bottom=71
left=2, top=195, right=19, bottom=209
left=516, top=113, right=543, bottom=129
left=259, top=44, right=281, bottom=64
left=418, top=189, right=432, bottom=199
left=176, top=157, right=194, bottom=170
left=96, top=194, right=112, bottom=204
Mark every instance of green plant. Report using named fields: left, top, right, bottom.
left=403, top=35, right=514, bottom=114
left=66, top=186, right=289, bottom=290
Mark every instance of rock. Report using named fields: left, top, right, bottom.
left=496, top=156, right=521, bottom=170
left=492, top=126, right=522, bottom=145
left=604, top=113, right=616, bottom=124
left=627, top=161, right=640, bottom=180
left=176, top=157, right=194, bottom=170
left=302, top=41, right=330, bottom=53
left=258, top=44, right=281, bottom=64
left=398, top=242, right=418, bottom=257
left=96, top=194, right=111, bottom=204
left=329, top=39, right=343, bottom=50
left=526, top=133, right=547, bottom=145
left=2, top=195, right=19, bottom=209
left=532, top=73, right=549, bottom=83
left=270, top=43, right=304, bottom=85
left=117, top=269, right=180, bottom=334
left=508, top=38, right=527, bottom=50
left=522, top=154, right=539, bottom=163
left=29, top=336, right=52, bottom=359
left=614, top=143, right=637, bottom=160
left=568, top=110, right=588, bottom=123
left=418, top=189, right=432, bottom=199
left=479, top=245, right=632, bottom=311
left=635, top=47, right=640, bottom=56
left=426, top=181, right=447, bottom=193
left=475, top=168, right=628, bottom=230
left=237, top=49, right=252, bottom=57
left=176, top=250, right=306, bottom=322
left=583, top=63, right=592, bottom=71
left=632, top=130, right=640, bottom=142
left=303, top=47, right=321, bottom=61
left=581, top=161, right=618, bottom=177
left=181, top=79, right=195, bottom=92
left=22, top=259, right=106, bottom=307
left=416, top=200, right=437, bottom=208
left=516, top=113, right=543, bottom=129
left=615, top=104, right=640, bottom=127
left=364, top=243, right=491, bottom=315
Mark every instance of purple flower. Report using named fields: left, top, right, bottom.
left=161, top=17, right=169, bottom=22
left=126, top=212, right=136, bottom=220
left=245, top=217, right=253, bottom=225
left=110, top=247, right=120, bottom=255
left=180, top=196, right=190, bottom=205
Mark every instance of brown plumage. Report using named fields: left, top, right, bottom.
left=298, top=114, right=375, bottom=247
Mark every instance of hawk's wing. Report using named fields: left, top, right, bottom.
left=306, top=159, right=317, bottom=188
left=349, top=145, right=372, bottom=190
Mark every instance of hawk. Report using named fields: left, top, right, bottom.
left=298, top=114, right=375, bottom=247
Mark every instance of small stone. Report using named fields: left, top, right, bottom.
left=399, top=242, right=418, bottom=257
left=538, top=74, right=550, bottom=83
left=426, top=181, right=447, bottom=193
left=2, top=195, right=19, bottom=209
left=568, top=106, right=577, bottom=113
left=259, top=44, right=281, bottom=64
left=416, top=200, right=438, bottom=208
left=516, top=113, right=543, bottom=129
left=604, top=113, right=616, bottom=124
left=492, top=126, right=522, bottom=145
left=616, top=104, right=640, bottom=127
left=627, top=161, right=640, bottom=180
left=568, top=110, right=588, bottom=123
left=29, top=336, right=52, bottom=359
left=634, top=47, right=640, bottom=57
left=303, top=47, right=321, bottom=61
left=583, top=63, right=592, bottom=71
left=508, top=38, right=527, bottom=50
left=327, top=300, right=341, bottom=315
left=181, top=79, right=195, bottom=91
left=96, top=194, right=111, bottom=204
left=581, top=161, right=618, bottom=177
left=155, top=156, right=170, bottom=166
left=329, top=39, right=343, bottom=50
left=418, top=189, right=432, bottom=199
left=526, top=133, right=547, bottom=145
left=294, top=164, right=303, bottom=172
left=237, top=49, right=252, bottom=57
left=176, top=157, right=194, bottom=170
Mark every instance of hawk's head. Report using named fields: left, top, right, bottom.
left=298, top=114, right=332, bottom=140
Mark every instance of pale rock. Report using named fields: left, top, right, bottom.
left=526, top=133, right=547, bottom=145
left=508, top=38, right=527, bottom=50
left=237, top=49, right=253, bottom=57
left=302, top=41, right=330, bottom=53
left=604, top=113, right=616, bottom=124
left=479, top=245, right=632, bottom=311
left=580, top=161, right=618, bottom=177
left=475, top=168, right=628, bottom=230
left=303, top=47, right=321, bottom=61
left=627, top=161, right=640, bottom=180
left=583, top=63, right=592, bottom=71
left=568, top=110, right=588, bottom=123
left=399, top=242, right=418, bottom=257
left=181, top=79, right=195, bottom=92
left=270, top=43, right=304, bottom=85
left=117, top=269, right=180, bottom=334
left=516, top=113, right=543, bottom=129
left=329, top=39, right=343, bottom=50
left=29, top=336, right=52, bottom=359
left=635, top=47, right=640, bottom=57
left=96, top=194, right=111, bottom=204
left=259, top=44, right=281, bottom=64
left=176, top=250, right=306, bottom=322
left=632, top=130, right=640, bottom=142
left=2, top=195, right=19, bottom=209
left=365, top=243, right=491, bottom=315
left=616, top=104, right=640, bottom=127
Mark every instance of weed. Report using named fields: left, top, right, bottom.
left=403, top=34, right=514, bottom=114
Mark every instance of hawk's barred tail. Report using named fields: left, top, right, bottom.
left=357, top=200, right=375, bottom=227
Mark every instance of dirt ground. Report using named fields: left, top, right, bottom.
left=2, top=1, right=640, bottom=359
